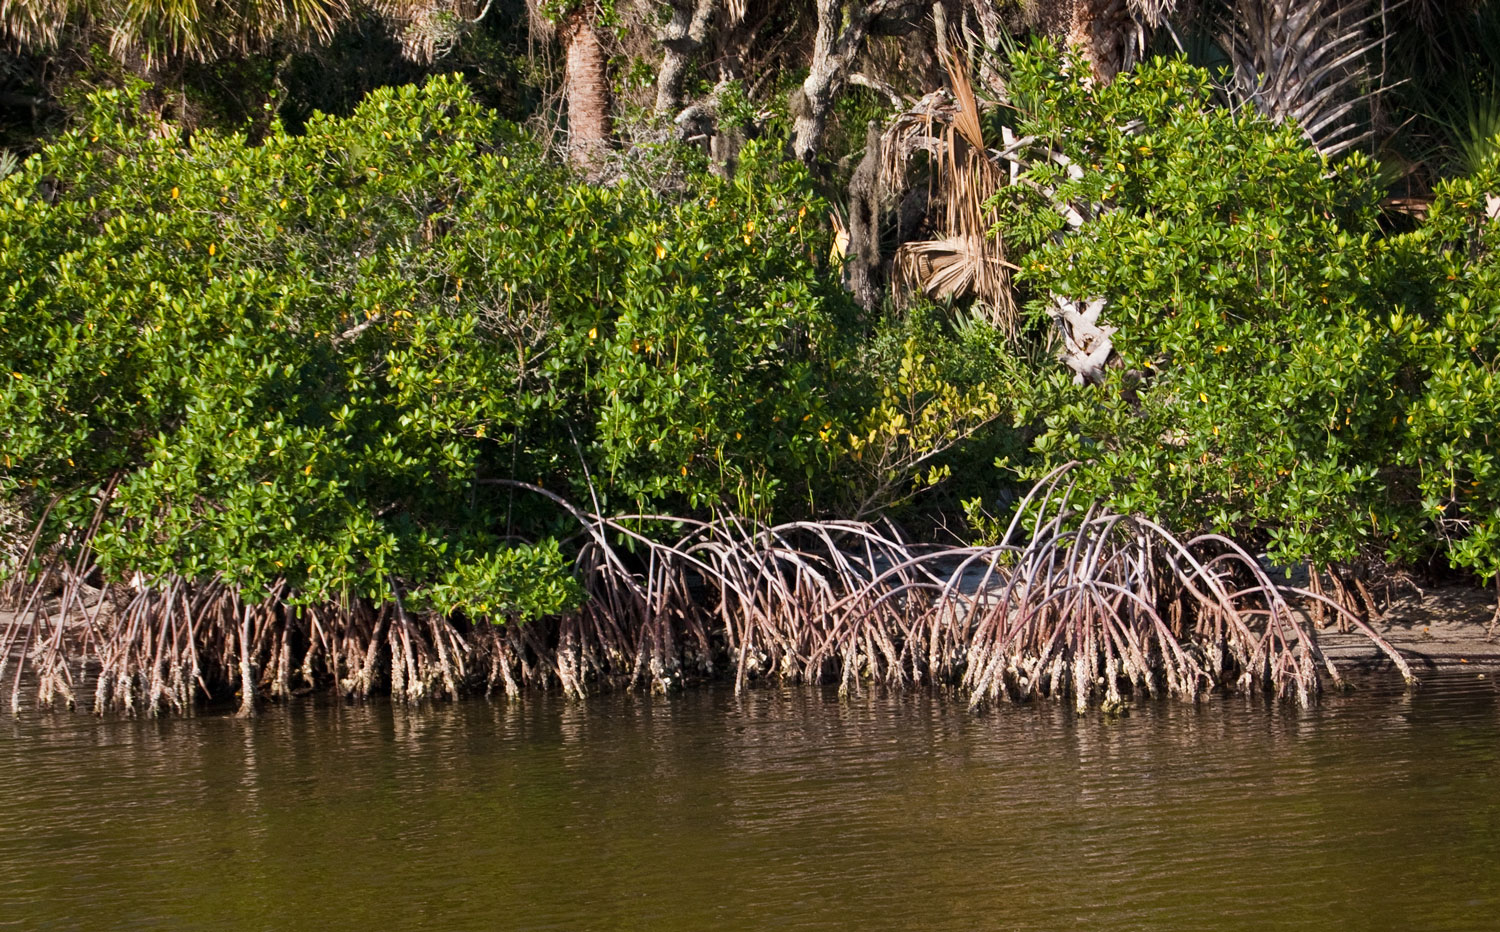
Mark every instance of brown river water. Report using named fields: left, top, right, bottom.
left=2, top=673, right=1498, bottom=931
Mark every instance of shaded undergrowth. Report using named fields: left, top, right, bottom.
left=2, top=468, right=1413, bottom=716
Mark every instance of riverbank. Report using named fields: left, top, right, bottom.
left=5, top=580, right=1496, bottom=709
left=1316, top=583, right=1500, bottom=671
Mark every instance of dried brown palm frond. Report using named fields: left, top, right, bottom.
left=1227, top=0, right=1386, bottom=158
left=0, top=0, right=68, bottom=49
left=883, top=48, right=1018, bottom=332
left=372, top=0, right=495, bottom=63
left=0, top=0, right=349, bottom=68
left=893, top=235, right=1017, bottom=312
left=1126, top=0, right=1183, bottom=28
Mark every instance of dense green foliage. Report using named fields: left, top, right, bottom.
left=0, top=76, right=869, bottom=613
left=5, top=33, right=1500, bottom=637
left=8, top=4, right=1500, bottom=719
left=1400, top=167, right=1500, bottom=582
left=996, top=50, right=1500, bottom=581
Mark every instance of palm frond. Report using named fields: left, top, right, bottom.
left=0, top=0, right=70, bottom=48
left=1396, top=1, right=1500, bottom=177
left=3, top=0, right=349, bottom=66
left=1127, top=0, right=1183, bottom=28
left=881, top=48, right=1018, bottom=329
left=1227, top=0, right=1385, bottom=158
left=894, top=236, right=1017, bottom=325
left=373, top=0, right=493, bottom=62
left=1457, top=87, right=1500, bottom=174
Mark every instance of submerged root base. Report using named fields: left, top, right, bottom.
left=3, top=470, right=1413, bottom=714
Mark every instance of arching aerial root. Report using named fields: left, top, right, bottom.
left=2, top=468, right=1412, bottom=714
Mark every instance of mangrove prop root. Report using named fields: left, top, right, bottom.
left=2, top=468, right=1416, bottom=713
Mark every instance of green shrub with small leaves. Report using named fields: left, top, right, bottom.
left=0, top=75, right=858, bottom=613
left=991, top=47, right=1500, bottom=586
left=842, top=305, right=1028, bottom=519
left=1394, top=165, right=1500, bottom=583
left=997, top=51, right=1428, bottom=568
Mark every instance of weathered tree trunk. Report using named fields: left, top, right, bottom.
left=846, top=121, right=885, bottom=310
left=791, top=0, right=918, bottom=164
left=790, top=0, right=846, bottom=163
left=655, top=0, right=722, bottom=117
left=1050, top=295, right=1116, bottom=384
left=563, top=7, right=613, bottom=180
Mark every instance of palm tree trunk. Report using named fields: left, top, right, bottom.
left=1033, top=0, right=1137, bottom=81
left=563, top=6, right=613, bottom=179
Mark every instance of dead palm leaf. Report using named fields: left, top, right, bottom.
left=1127, top=0, right=1183, bottom=28
left=882, top=47, right=1019, bottom=332
left=893, top=235, right=1020, bottom=323
left=2, top=0, right=349, bottom=68
left=0, top=0, right=69, bottom=49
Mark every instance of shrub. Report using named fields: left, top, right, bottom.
left=1396, top=165, right=1500, bottom=584
left=0, top=75, right=856, bottom=612
left=997, top=52, right=1427, bottom=569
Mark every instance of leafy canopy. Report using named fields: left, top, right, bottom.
left=0, top=75, right=857, bottom=614
left=996, top=50, right=1498, bottom=575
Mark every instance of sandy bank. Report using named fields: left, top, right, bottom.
left=1317, top=583, right=1500, bottom=671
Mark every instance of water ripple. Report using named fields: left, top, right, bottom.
left=1, top=673, right=1497, bottom=931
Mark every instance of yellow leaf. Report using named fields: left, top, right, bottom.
left=171, top=187, right=179, bottom=199
left=1198, top=392, right=1208, bottom=403
left=588, top=326, right=598, bottom=340
left=208, top=243, right=216, bottom=256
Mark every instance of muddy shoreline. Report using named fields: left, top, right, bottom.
left=1314, top=583, right=1500, bottom=671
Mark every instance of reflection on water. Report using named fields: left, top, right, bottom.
left=2, top=674, right=1498, bottom=931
